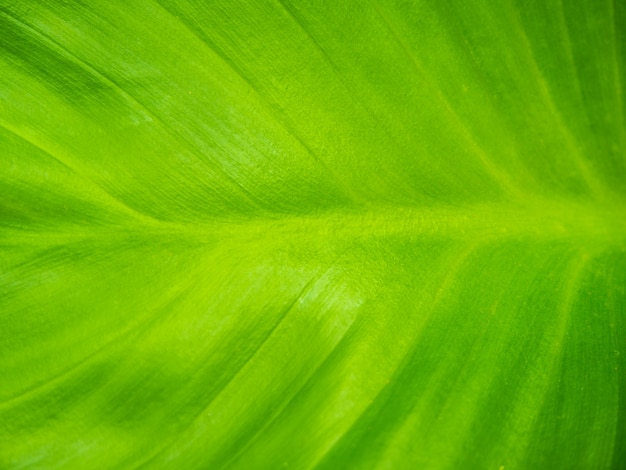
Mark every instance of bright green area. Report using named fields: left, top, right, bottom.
left=0, top=0, right=625, bottom=468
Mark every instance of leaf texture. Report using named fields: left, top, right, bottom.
left=0, top=1, right=625, bottom=469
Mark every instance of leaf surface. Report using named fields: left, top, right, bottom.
left=1, top=1, right=625, bottom=469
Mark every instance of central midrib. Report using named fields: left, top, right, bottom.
left=190, top=199, right=626, bottom=246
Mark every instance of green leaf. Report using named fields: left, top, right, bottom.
left=1, top=1, right=625, bottom=468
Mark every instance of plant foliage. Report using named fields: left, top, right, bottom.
left=1, top=0, right=625, bottom=468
